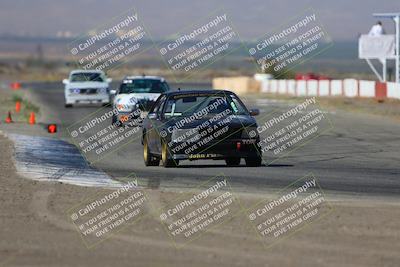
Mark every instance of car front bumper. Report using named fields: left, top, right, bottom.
left=65, top=94, right=110, bottom=104
left=116, top=110, right=148, bottom=125
left=169, top=139, right=261, bottom=160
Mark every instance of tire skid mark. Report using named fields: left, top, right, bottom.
left=7, top=133, right=122, bottom=188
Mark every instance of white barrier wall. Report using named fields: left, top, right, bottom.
left=261, top=80, right=269, bottom=93
left=270, top=80, right=278, bottom=93
left=297, top=80, right=307, bottom=96
left=288, top=80, right=296, bottom=95
left=307, top=80, right=318, bottom=96
left=359, top=81, right=375, bottom=97
left=343, top=79, right=358, bottom=97
left=330, top=80, right=343, bottom=96
left=319, top=80, right=330, bottom=96
left=259, top=79, right=399, bottom=100
left=387, top=82, right=400, bottom=99
left=278, top=80, right=287, bottom=94
left=215, top=77, right=399, bottom=99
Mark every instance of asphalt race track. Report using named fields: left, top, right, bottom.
left=20, top=81, right=400, bottom=197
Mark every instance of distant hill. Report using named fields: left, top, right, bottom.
left=0, top=36, right=383, bottom=77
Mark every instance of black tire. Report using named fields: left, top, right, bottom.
left=65, top=104, right=72, bottom=108
left=245, top=156, right=262, bottom=167
left=161, top=141, right=178, bottom=168
left=112, top=114, right=118, bottom=125
left=143, top=134, right=160, bottom=166
left=225, top=158, right=241, bottom=166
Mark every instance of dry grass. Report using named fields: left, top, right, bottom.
left=0, top=87, right=40, bottom=123
left=246, top=93, right=400, bottom=121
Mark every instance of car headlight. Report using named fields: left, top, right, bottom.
left=99, top=88, right=108, bottom=94
left=116, top=104, right=132, bottom=112
left=172, top=128, right=200, bottom=143
left=242, top=126, right=258, bottom=139
left=69, top=88, right=80, bottom=93
left=129, top=97, right=138, bottom=104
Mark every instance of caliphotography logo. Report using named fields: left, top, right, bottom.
left=157, top=8, right=245, bottom=82
left=66, top=174, right=150, bottom=248
left=67, top=7, right=154, bottom=72
left=247, top=7, right=334, bottom=78
left=246, top=173, right=334, bottom=249
left=154, top=174, right=243, bottom=248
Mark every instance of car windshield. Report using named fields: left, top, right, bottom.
left=70, top=72, right=104, bottom=82
left=119, top=79, right=169, bottom=94
left=163, top=92, right=248, bottom=118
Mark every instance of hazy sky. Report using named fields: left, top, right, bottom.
left=0, top=0, right=398, bottom=41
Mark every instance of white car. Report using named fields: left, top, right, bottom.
left=63, top=70, right=112, bottom=107
left=111, top=75, right=170, bottom=125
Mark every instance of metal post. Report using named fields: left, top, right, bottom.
left=395, top=15, right=399, bottom=83
left=366, top=58, right=383, bottom=82
left=383, top=59, right=387, bottom=81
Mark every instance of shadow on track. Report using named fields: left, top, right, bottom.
left=175, top=163, right=294, bottom=168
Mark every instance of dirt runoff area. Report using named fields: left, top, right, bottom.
left=0, top=133, right=399, bottom=267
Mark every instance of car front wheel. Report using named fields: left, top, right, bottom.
left=143, top=134, right=160, bottom=166
left=112, top=114, right=118, bottom=125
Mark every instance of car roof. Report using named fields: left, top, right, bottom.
left=162, top=89, right=233, bottom=96
left=123, top=75, right=166, bottom=81
left=70, top=69, right=104, bottom=74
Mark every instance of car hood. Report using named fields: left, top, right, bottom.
left=66, top=81, right=109, bottom=89
left=115, top=93, right=161, bottom=105
left=167, top=114, right=257, bottom=129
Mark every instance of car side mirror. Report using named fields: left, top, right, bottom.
left=148, top=113, right=158, bottom=120
left=106, top=78, right=112, bottom=83
left=249, top=109, right=260, bottom=116
left=62, top=79, right=69, bottom=85
left=110, top=89, right=117, bottom=95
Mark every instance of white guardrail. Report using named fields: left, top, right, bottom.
left=261, top=79, right=400, bottom=100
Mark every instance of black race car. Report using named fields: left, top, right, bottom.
left=141, top=90, right=262, bottom=167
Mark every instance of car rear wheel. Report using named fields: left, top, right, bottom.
left=245, top=156, right=262, bottom=167
left=161, top=141, right=178, bottom=168
left=143, top=134, right=160, bottom=166
left=65, top=104, right=72, bottom=108
left=225, top=158, right=241, bottom=166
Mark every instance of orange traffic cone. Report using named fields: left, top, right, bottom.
left=29, top=112, right=36, bottom=125
left=47, top=124, right=57, bottom=133
left=15, top=101, right=21, bottom=112
left=5, top=111, right=12, bottom=123
left=10, top=82, right=21, bottom=90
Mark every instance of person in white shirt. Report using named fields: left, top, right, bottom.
left=369, top=21, right=386, bottom=36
